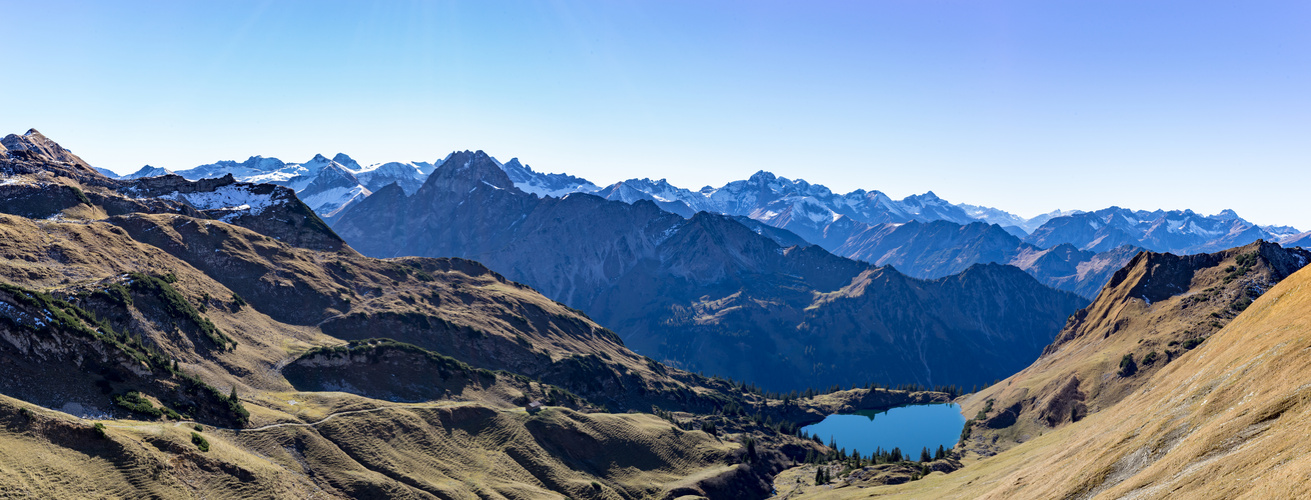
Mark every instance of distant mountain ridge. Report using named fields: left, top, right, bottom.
left=110, top=148, right=1306, bottom=295
left=331, top=150, right=1090, bottom=391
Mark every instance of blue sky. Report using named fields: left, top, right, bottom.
left=4, top=1, right=1309, bottom=229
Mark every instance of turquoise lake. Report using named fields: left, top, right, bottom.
left=800, top=404, right=966, bottom=457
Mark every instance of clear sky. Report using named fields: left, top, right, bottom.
left=4, top=1, right=1309, bottom=229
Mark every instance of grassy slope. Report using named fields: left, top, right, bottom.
left=0, top=156, right=969, bottom=498
left=803, top=259, right=1311, bottom=499
left=955, top=242, right=1307, bottom=455
left=0, top=188, right=833, bottom=498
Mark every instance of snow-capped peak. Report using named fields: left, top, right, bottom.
left=497, top=157, right=599, bottom=198
left=332, top=153, right=363, bottom=171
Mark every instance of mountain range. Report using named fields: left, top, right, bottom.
left=8, top=128, right=1311, bottom=497
left=6, top=128, right=927, bottom=498
left=330, top=150, right=1089, bottom=391
left=118, top=149, right=1306, bottom=300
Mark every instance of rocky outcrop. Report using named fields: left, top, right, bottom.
left=0, top=129, right=100, bottom=176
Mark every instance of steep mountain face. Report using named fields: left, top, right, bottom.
left=836, top=220, right=1035, bottom=279
left=855, top=248, right=1311, bottom=499
left=353, top=161, right=430, bottom=194
left=295, top=161, right=371, bottom=220
left=334, top=151, right=1089, bottom=391
left=500, top=157, right=599, bottom=197
left=0, top=129, right=99, bottom=176
left=956, top=241, right=1311, bottom=458
left=1024, top=206, right=1280, bottom=254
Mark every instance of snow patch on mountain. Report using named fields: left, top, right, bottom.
left=159, top=184, right=282, bottom=220
left=121, top=165, right=175, bottom=179
left=498, top=158, right=599, bottom=198
left=300, top=185, right=370, bottom=218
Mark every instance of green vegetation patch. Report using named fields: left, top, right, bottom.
left=0, top=283, right=167, bottom=368
left=0, top=283, right=247, bottom=426
left=1224, top=251, right=1260, bottom=283
left=1118, top=354, right=1138, bottom=377
left=190, top=432, right=210, bottom=452
left=126, top=272, right=235, bottom=349
left=1182, top=336, right=1208, bottom=350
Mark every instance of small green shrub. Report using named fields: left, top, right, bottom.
left=126, top=273, right=233, bottom=349
left=114, top=391, right=163, bottom=418
left=71, top=186, right=91, bottom=206
left=1142, top=351, right=1158, bottom=365
left=94, top=422, right=108, bottom=438
left=191, top=432, right=210, bottom=452
left=1118, top=354, right=1137, bottom=377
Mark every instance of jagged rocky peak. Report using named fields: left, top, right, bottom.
left=747, top=170, right=777, bottom=183
left=424, top=150, right=516, bottom=192
left=1211, top=208, right=1241, bottom=220
left=0, top=128, right=99, bottom=174
left=501, top=157, right=527, bottom=171
left=496, top=156, right=600, bottom=198
left=307, top=161, right=362, bottom=189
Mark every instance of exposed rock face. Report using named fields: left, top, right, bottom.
left=295, top=162, right=371, bottom=220
left=334, top=151, right=1089, bottom=391
left=961, top=240, right=1311, bottom=454
left=0, top=130, right=345, bottom=254
left=0, top=129, right=100, bottom=176
left=500, top=157, right=599, bottom=197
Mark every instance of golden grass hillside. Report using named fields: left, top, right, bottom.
left=956, top=241, right=1309, bottom=455
left=800, top=252, right=1311, bottom=499
left=0, top=138, right=965, bottom=498
left=0, top=178, right=828, bottom=497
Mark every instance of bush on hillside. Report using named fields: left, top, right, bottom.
left=1118, top=354, right=1137, bottom=377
